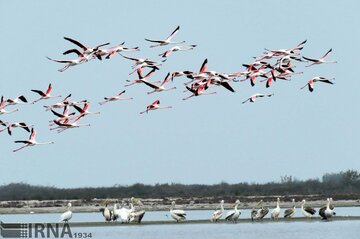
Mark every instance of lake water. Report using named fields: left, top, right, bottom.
left=1, top=207, right=360, bottom=239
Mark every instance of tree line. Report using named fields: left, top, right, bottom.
left=0, top=170, right=359, bottom=201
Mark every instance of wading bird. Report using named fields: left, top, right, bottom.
left=300, top=77, right=335, bottom=92
left=242, top=93, right=274, bottom=104
left=301, top=199, right=316, bottom=218
left=13, top=128, right=54, bottom=152
left=140, top=72, right=176, bottom=94
left=99, top=90, right=133, bottom=105
left=158, top=45, right=197, bottom=58
left=31, top=84, right=61, bottom=104
left=284, top=199, right=296, bottom=218
left=0, top=96, right=19, bottom=115
left=170, top=201, right=186, bottom=222
left=225, top=200, right=241, bottom=223
left=303, top=48, right=337, bottom=67
left=139, top=100, right=172, bottom=114
left=60, top=203, right=72, bottom=223
left=211, top=200, right=224, bottom=222
left=271, top=198, right=281, bottom=220
left=145, top=26, right=185, bottom=48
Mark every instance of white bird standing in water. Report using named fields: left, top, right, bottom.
left=284, top=199, right=296, bottom=218
left=271, top=198, right=281, bottom=220
left=211, top=200, right=224, bottom=222
left=60, top=203, right=72, bottom=223
left=170, top=201, right=186, bottom=222
left=301, top=199, right=316, bottom=218
left=225, top=199, right=241, bottom=223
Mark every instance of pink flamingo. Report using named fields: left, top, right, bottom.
left=139, top=100, right=172, bottom=114
left=31, top=84, right=61, bottom=104
left=49, top=106, right=76, bottom=126
left=5, top=95, right=28, bottom=106
left=300, top=77, right=335, bottom=92
left=0, top=121, right=32, bottom=136
left=13, top=128, right=54, bottom=152
left=302, top=49, right=337, bottom=67
left=140, top=72, right=176, bottom=94
left=183, top=79, right=216, bottom=100
left=0, top=96, right=19, bottom=115
left=43, top=94, right=72, bottom=111
left=95, top=43, right=139, bottom=59
left=242, top=93, right=274, bottom=104
left=47, top=49, right=96, bottom=72
left=125, top=68, right=158, bottom=87
left=73, top=102, right=100, bottom=116
left=264, top=40, right=307, bottom=56
left=50, top=115, right=90, bottom=133
left=63, top=36, right=110, bottom=56
left=99, top=90, right=133, bottom=105
left=145, top=26, right=185, bottom=48
left=158, top=45, right=196, bottom=58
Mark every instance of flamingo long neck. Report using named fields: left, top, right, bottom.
left=276, top=200, right=280, bottom=209
left=220, top=203, right=224, bottom=212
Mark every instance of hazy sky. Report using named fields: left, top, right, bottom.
left=0, top=0, right=359, bottom=188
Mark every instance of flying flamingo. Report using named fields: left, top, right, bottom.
left=0, top=122, right=32, bottom=136
left=50, top=115, right=90, bottom=133
left=264, top=39, right=307, bottom=56
left=125, top=68, right=158, bottom=87
left=140, top=72, right=176, bottom=94
left=139, top=100, right=172, bottom=114
left=95, top=43, right=140, bottom=59
left=183, top=80, right=216, bottom=101
left=145, top=26, right=185, bottom=48
left=47, top=49, right=96, bottom=72
left=0, top=96, right=19, bottom=115
left=43, top=94, right=72, bottom=111
left=31, top=84, right=61, bottom=104
left=300, top=76, right=335, bottom=92
left=5, top=95, right=28, bottom=106
left=13, top=128, right=54, bottom=152
left=242, top=93, right=274, bottom=104
left=158, top=45, right=197, bottom=58
left=121, top=54, right=165, bottom=68
left=63, top=36, right=110, bottom=56
left=302, top=48, right=337, bottom=67
left=73, top=102, right=100, bottom=116
left=49, top=106, right=76, bottom=126
left=99, top=90, right=133, bottom=105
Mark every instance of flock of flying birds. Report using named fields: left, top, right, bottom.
left=0, top=26, right=337, bottom=152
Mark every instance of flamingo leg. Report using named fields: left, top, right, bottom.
left=13, top=144, right=29, bottom=153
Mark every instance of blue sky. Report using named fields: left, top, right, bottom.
left=0, top=0, right=359, bottom=187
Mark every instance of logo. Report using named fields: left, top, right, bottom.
left=0, top=221, right=92, bottom=238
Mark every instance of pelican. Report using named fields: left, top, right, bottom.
left=271, top=198, right=281, bottom=220
left=225, top=200, right=241, bottom=223
left=116, top=200, right=131, bottom=223
left=128, top=197, right=146, bottom=223
left=211, top=200, right=224, bottom=222
left=100, top=203, right=113, bottom=222
left=319, top=198, right=336, bottom=220
left=284, top=199, right=296, bottom=218
left=301, top=199, right=316, bottom=218
left=170, top=201, right=186, bottom=222
left=252, top=200, right=269, bottom=221
left=59, top=203, right=72, bottom=223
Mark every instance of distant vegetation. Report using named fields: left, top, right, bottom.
left=0, top=170, right=359, bottom=201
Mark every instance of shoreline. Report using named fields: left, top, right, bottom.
left=1, top=198, right=359, bottom=214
